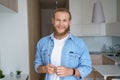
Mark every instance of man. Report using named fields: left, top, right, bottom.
left=34, top=8, right=92, bottom=80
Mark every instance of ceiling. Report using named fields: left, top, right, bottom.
left=40, top=0, right=68, bottom=9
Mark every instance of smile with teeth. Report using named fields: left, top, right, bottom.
left=58, top=26, right=64, bottom=30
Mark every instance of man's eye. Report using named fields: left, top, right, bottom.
left=63, top=20, right=67, bottom=22
left=56, top=19, right=60, bottom=21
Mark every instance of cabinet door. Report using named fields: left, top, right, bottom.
left=0, top=0, right=9, bottom=7
left=9, top=0, right=18, bottom=12
left=69, top=0, right=82, bottom=24
left=69, top=0, right=93, bottom=24
left=90, top=54, right=103, bottom=65
left=106, top=22, right=120, bottom=36
left=117, top=0, right=120, bottom=21
left=81, top=0, right=94, bottom=24
left=103, top=56, right=115, bottom=65
left=0, top=0, right=18, bottom=12
left=70, top=24, right=106, bottom=36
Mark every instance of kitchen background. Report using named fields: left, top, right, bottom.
left=41, top=0, right=120, bottom=52
left=0, top=0, right=120, bottom=80
left=81, top=36, right=120, bottom=52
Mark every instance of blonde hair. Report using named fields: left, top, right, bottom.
left=52, top=8, right=71, bottom=20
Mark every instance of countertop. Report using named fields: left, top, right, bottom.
left=2, top=74, right=28, bottom=80
left=93, top=65, right=120, bottom=80
left=91, top=52, right=120, bottom=80
left=103, top=53, right=120, bottom=65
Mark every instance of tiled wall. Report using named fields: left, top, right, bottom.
left=112, top=37, right=120, bottom=45
left=79, top=36, right=120, bottom=52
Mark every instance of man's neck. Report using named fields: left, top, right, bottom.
left=54, top=33, right=69, bottom=40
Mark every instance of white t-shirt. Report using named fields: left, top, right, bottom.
left=50, top=35, right=68, bottom=80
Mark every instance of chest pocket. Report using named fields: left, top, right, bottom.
left=68, top=51, right=80, bottom=67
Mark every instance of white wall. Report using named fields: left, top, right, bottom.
left=0, top=0, right=29, bottom=75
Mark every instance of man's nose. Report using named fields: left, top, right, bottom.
left=59, top=21, right=63, bottom=25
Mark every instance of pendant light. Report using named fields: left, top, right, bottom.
left=56, top=0, right=58, bottom=9
left=92, top=0, right=105, bottom=23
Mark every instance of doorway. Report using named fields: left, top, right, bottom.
left=28, top=0, right=69, bottom=80
left=40, top=0, right=69, bottom=37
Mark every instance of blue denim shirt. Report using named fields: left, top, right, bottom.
left=34, top=33, right=92, bottom=80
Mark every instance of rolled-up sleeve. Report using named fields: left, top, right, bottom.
left=34, top=41, right=43, bottom=73
left=77, top=41, right=92, bottom=79
left=78, top=59, right=92, bottom=79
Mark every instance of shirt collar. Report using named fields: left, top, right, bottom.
left=48, top=32, right=73, bottom=41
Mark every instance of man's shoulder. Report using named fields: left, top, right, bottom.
left=70, top=35, right=87, bottom=48
left=36, top=35, right=51, bottom=46
left=39, top=35, right=50, bottom=42
left=70, top=34, right=83, bottom=42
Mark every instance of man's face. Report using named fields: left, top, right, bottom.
left=52, top=12, right=71, bottom=36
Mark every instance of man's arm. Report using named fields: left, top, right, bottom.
left=37, top=64, right=56, bottom=74
left=37, top=65, right=47, bottom=73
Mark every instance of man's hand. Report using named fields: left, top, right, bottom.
left=45, top=64, right=56, bottom=74
left=55, top=66, right=73, bottom=77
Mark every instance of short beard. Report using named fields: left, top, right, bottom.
left=54, top=27, right=69, bottom=37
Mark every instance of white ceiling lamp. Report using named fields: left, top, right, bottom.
left=92, top=0, right=105, bottom=23
left=56, top=0, right=58, bottom=9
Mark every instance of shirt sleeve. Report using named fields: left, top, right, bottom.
left=77, top=40, right=92, bottom=79
left=34, top=41, right=44, bottom=73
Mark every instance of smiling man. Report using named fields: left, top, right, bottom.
left=34, top=8, right=92, bottom=80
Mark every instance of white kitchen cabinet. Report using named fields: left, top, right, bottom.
left=81, top=0, right=94, bottom=24
left=69, top=0, right=93, bottom=25
left=69, top=0, right=102, bottom=36
left=70, top=24, right=106, bottom=36
left=69, top=0, right=117, bottom=36
left=0, top=0, right=18, bottom=12
left=105, top=0, right=120, bottom=36
left=69, top=0, right=82, bottom=25
left=117, top=0, right=120, bottom=21
left=106, top=22, right=120, bottom=36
